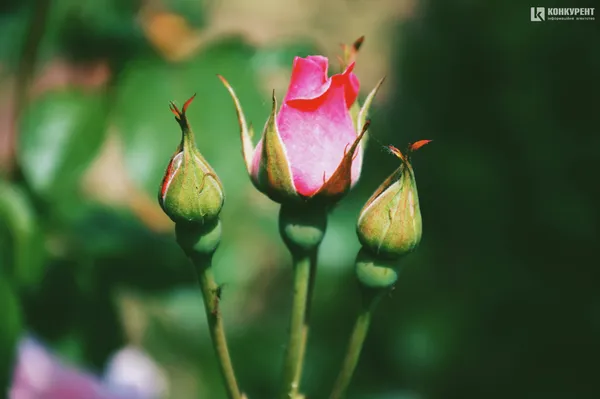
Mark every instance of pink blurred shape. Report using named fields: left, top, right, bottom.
left=10, top=337, right=165, bottom=399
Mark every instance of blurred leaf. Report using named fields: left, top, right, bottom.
left=0, top=276, right=22, bottom=392
left=0, top=180, right=46, bottom=291
left=61, top=203, right=193, bottom=291
left=62, top=1, right=142, bottom=63
left=164, top=0, right=207, bottom=27
left=112, top=57, right=187, bottom=196
left=251, top=39, right=321, bottom=73
left=153, top=288, right=208, bottom=337
left=38, top=0, right=141, bottom=62
left=72, top=205, right=159, bottom=256
left=18, top=89, right=109, bottom=201
left=0, top=5, right=28, bottom=70
left=114, top=36, right=265, bottom=198
left=20, top=258, right=79, bottom=342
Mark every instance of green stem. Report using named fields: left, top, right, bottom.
left=278, top=205, right=327, bottom=398
left=280, top=254, right=311, bottom=399
left=192, top=257, right=242, bottom=399
left=176, top=221, right=241, bottom=399
left=329, top=289, right=384, bottom=399
left=289, top=251, right=318, bottom=395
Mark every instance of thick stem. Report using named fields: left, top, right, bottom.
left=329, top=289, right=384, bottom=399
left=290, top=251, right=318, bottom=395
left=280, top=254, right=312, bottom=399
left=176, top=221, right=241, bottom=399
left=278, top=205, right=327, bottom=399
left=192, top=259, right=242, bottom=399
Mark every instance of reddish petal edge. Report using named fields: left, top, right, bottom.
left=287, top=61, right=359, bottom=111
left=283, top=56, right=331, bottom=102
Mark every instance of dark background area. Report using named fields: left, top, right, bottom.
left=1, top=0, right=599, bottom=398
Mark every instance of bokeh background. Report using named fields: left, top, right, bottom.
left=1, top=0, right=599, bottom=398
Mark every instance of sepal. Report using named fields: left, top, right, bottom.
left=356, top=77, right=385, bottom=152
left=217, top=75, right=255, bottom=174
left=311, top=120, right=371, bottom=204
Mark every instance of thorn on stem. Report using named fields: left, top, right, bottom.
left=211, top=284, right=225, bottom=316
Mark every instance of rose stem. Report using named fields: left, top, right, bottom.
left=177, top=221, right=242, bottom=399
left=329, top=289, right=384, bottom=399
left=290, top=250, right=318, bottom=393
left=280, top=254, right=312, bottom=398
left=192, top=258, right=242, bottom=399
left=278, top=205, right=327, bottom=399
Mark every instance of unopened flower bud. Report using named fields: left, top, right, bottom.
left=158, top=95, right=224, bottom=225
left=219, top=43, right=384, bottom=207
left=357, top=141, right=431, bottom=259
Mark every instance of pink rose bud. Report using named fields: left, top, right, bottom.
left=357, top=141, right=432, bottom=260
left=219, top=39, right=384, bottom=205
left=158, top=95, right=224, bottom=225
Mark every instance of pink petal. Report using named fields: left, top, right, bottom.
left=249, top=56, right=332, bottom=183
left=344, top=63, right=360, bottom=109
left=277, top=63, right=362, bottom=197
left=283, top=56, right=330, bottom=102
left=250, top=137, right=264, bottom=184
left=304, top=55, right=328, bottom=72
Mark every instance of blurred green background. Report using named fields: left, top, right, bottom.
left=1, top=0, right=599, bottom=398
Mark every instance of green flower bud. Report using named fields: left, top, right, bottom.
left=357, top=141, right=431, bottom=259
left=158, top=95, right=224, bottom=225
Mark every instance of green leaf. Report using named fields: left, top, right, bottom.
left=0, top=180, right=46, bottom=291
left=37, top=0, right=142, bottom=62
left=114, top=37, right=265, bottom=198
left=166, top=0, right=208, bottom=27
left=113, top=57, right=193, bottom=196
left=0, top=6, right=28, bottom=71
left=18, top=89, right=109, bottom=201
left=59, top=0, right=143, bottom=62
left=250, top=39, right=321, bottom=73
